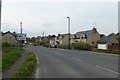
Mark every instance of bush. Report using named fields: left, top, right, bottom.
left=72, top=41, right=92, bottom=51
left=2, top=42, right=10, bottom=47
left=37, top=41, right=49, bottom=47
left=13, top=52, right=37, bottom=78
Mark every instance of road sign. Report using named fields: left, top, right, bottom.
left=17, top=33, right=27, bottom=40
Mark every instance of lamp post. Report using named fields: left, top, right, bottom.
left=20, top=22, right=23, bottom=47
left=67, top=16, right=70, bottom=49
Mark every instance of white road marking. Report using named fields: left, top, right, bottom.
left=73, top=57, right=82, bottom=62
left=35, top=54, right=40, bottom=78
left=96, top=65, right=120, bottom=74
left=59, top=49, right=65, bottom=50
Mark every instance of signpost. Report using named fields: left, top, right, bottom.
left=17, top=33, right=27, bottom=41
left=17, top=33, right=27, bottom=47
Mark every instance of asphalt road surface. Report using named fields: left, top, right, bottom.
left=26, top=45, right=119, bottom=78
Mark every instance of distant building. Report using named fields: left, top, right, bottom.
left=75, top=27, right=100, bottom=47
left=54, top=33, right=75, bottom=46
left=2, top=32, right=17, bottom=46
left=49, top=38, right=57, bottom=48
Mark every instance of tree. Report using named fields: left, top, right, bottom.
left=51, top=34, right=56, bottom=38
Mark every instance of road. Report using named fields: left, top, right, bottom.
left=26, top=45, right=119, bottom=78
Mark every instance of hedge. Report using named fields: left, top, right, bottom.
left=71, top=41, right=92, bottom=51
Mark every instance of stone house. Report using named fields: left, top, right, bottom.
left=97, top=35, right=120, bottom=50
left=75, top=27, right=100, bottom=47
left=2, top=32, right=17, bottom=46
left=56, top=34, right=75, bottom=45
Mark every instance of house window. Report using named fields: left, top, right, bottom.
left=112, top=43, right=115, bottom=45
left=85, top=34, right=87, bottom=39
left=92, top=42, right=94, bottom=44
left=81, top=37, right=84, bottom=39
left=10, top=37, right=11, bottom=39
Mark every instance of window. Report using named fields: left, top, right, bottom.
left=85, top=34, right=87, bottom=39
left=9, top=37, right=11, bottom=39
left=92, top=42, right=94, bottom=44
left=112, top=43, right=115, bottom=45
left=81, top=37, right=84, bottom=39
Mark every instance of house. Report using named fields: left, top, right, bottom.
left=49, top=38, right=57, bottom=48
left=97, top=35, right=119, bottom=50
left=75, top=27, right=100, bottom=47
left=2, top=32, right=17, bottom=46
left=55, top=33, right=75, bottom=46
left=35, top=36, right=42, bottom=43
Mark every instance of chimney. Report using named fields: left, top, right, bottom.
left=93, top=27, right=97, bottom=31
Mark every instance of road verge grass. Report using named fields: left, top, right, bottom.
left=2, top=47, right=24, bottom=72
left=13, top=52, right=37, bottom=78
left=92, top=49, right=120, bottom=55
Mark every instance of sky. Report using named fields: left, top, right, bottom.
left=1, top=0, right=119, bottom=37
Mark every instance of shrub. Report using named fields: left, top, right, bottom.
left=72, top=41, right=92, bottom=51
left=2, top=42, right=10, bottom=47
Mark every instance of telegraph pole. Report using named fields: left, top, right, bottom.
left=67, top=16, right=70, bottom=49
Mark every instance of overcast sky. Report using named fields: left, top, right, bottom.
left=1, top=0, right=119, bottom=37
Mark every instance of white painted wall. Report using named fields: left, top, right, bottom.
left=97, top=43, right=108, bottom=50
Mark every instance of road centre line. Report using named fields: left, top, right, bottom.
left=96, top=65, right=120, bottom=75
left=73, top=57, right=82, bottom=62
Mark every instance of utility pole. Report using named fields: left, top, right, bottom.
left=67, top=16, right=70, bottom=49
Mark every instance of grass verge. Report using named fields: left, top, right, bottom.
left=2, top=47, right=24, bottom=72
left=13, top=52, right=37, bottom=78
left=92, top=49, right=120, bottom=55
left=0, top=55, right=2, bottom=73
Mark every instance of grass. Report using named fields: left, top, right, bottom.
left=92, top=49, right=120, bottom=55
left=13, top=52, right=37, bottom=78
left=2, top=47, right=24, bottom=72
left=0, top=55, right=2, bottom=73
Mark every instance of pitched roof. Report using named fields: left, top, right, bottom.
left=75, top=30, right=92, bottom=38
left=2, top=32, right=15, bottom=37
left=98, top=35, right=116, bottom=44
left=58, top=33, right=75, bottom=39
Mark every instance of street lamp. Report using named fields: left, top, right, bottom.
left=67, top=16, right=70, bottom=49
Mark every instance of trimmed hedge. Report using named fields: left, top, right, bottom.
left=13, top=52, right=37, bottom=78
left=72, top=41, right=92, bottom=51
